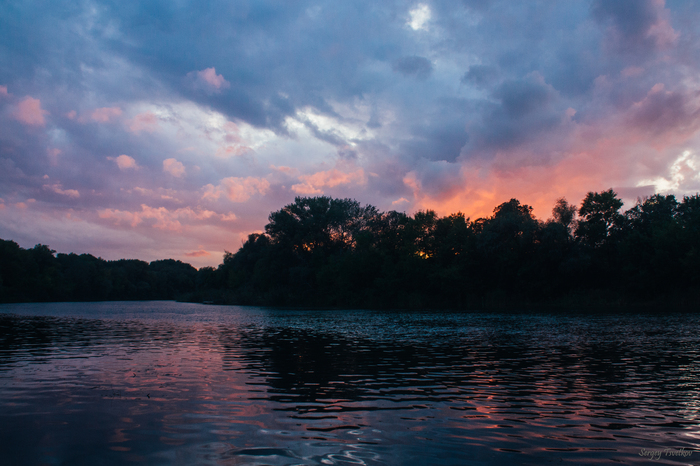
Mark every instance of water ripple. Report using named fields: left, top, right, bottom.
left=2, top=302, right=700, bottom=464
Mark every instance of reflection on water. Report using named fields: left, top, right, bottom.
left=1, top=302, right=700, bottom=465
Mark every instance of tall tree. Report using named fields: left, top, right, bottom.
left=575, top=189, right=624, bottom=247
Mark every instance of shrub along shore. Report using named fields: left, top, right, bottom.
left=2, top=190, right=699, bottom=310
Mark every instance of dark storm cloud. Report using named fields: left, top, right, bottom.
left=591, top=0, right=658, bottom=40
left=494, top=78, right=553, bottom=119
left=463, top=75, right=563, bottom=156
left=591, top=0, right=677, bottom=54
left=303, top=120, right=348, bottom=147
left=88, top=1, right=408, bottom=133
left=461, top=65, right=499, bottom=87
left=393, top=56, right=433, bottom=80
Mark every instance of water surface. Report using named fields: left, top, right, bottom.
left=1, top=302, right=699, bottom=465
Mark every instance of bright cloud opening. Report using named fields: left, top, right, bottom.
left=637, top=150, right=700, bottom=194
left=408, top=4, right=431, bottom=31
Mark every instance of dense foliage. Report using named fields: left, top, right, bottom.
left=211, top=191, right=700, bottom=308
left=2, top=190, right=699, bottom=308
left=0, top=245, right=198, bottom=302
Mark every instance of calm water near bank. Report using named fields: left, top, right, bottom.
left=1, top=302, right=700, bottom=465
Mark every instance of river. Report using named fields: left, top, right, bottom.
left=1, top=301, right=699, bottom=465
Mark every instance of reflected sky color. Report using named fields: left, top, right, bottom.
left=1, top=1, right=700, bottom=266
left=2, top=302, right=700, bottom=464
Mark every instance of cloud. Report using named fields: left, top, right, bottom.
left=185, top=250, right=211, bottom=257
left=591, top=0, right=678, bottom=52
left=621, top=66, right=644, bottom=78
left=494, top=76, right=554, bottom=118
left=407, top=4, right=431, bottom=30
left=202, top=176, right=270, bottom=202
left=627, top=83, right=700, bottom=139
left=91, top=107, right=122, bottom=123
left=43, top=182, right=80, bottom=198
left=163, top=158, right=186, bottom=177
left=291, top=167, right=366, bottom=195
left=108, top=154, right=138, bottom=170
left=0, top=85, right=8, bottom=98
left=187, top=67, right=231, bottom=94
left=393, top=56, right=433, bottom=80
left=270, top=165, right=298, bottom=175
left=12, top=97, right=48, bottom=126
left=403, top=160, right=463, bottom=202
left=98, top=205, right=217, bottom=231
left=47, top=148, right=62, bottom=165
left=636, top=150, right=700, bottom=193
left=464, top=74, right=561, bottom=155
left=128, top=112, right=159, bottom=133
left=215, top=145, right=250, bottom=158
left=462, top=65, right=499, bottom=87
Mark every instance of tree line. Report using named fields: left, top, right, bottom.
left=0, top=244, right=198, bottom=302
left=2, top=189, right=699, bottom=308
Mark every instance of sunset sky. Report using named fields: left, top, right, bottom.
left=2, top=0, right=700, bottom=268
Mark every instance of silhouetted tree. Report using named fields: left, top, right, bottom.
left=575, top=189, right=624, bottom=247
left=552, top=197, right=577, bottom=233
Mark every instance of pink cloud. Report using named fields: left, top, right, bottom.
left=98, top=205, right=218, bottom=231
left=128, top=112, right=159, bottom=133
left=0, top=85, right=8, bottom=98
left=47, top=148, right=62, bottom=165
left=216, top=145, right=250, bottom=158
left=392, top=197, right=410, bottom=206
left=43, top=182, right=80, bottom=198
left=98, top=208, right=141, bottom=227
left=163, top=158, right=186, bottom=177
left=270, top=164, right=298, bottom=175
left=188, top=67, right=230, bottom=93
left=13, top=97, right=48, bottom=126
left=646, top=8, right=679, bottom=48
left=202, top=176, right=270, bottom=202
left=626, top=84, right=700, bottom=146
left=291, top=168, right=366, bottom=195
left=185, top=250, right=211, bottom=257
left=108, top=154, right=138, bottom=170
left=91, top=107, right=122, bottom=123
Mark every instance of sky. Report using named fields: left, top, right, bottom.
left=1, top=0, right=700, bottom=268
